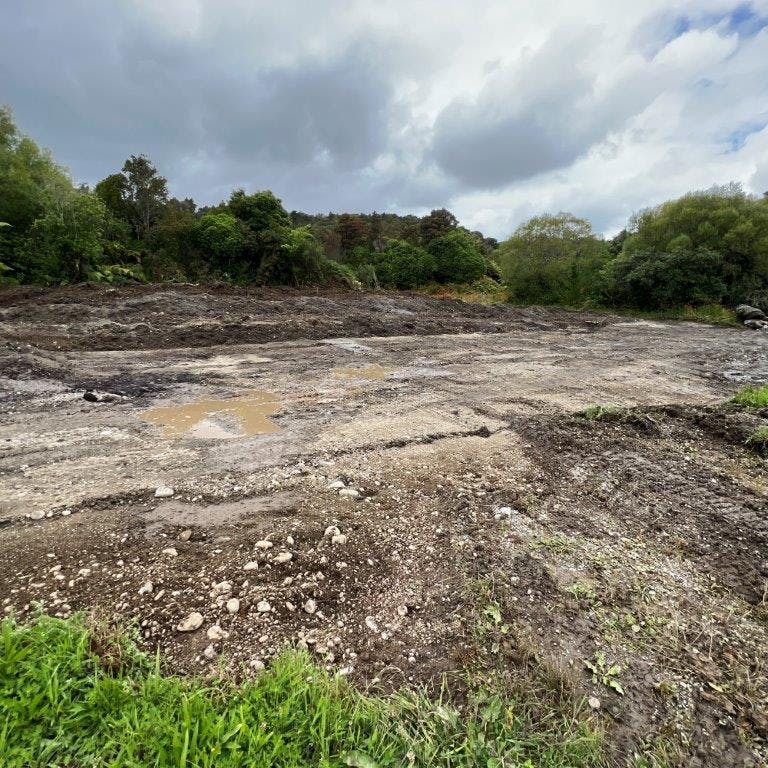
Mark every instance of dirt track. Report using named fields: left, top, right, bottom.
left=1, top=285, right=767, bottom=766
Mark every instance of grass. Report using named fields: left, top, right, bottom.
left=577, top=405, right=624, bottom=421
left=746, top=426, right=768, bottom=455
left=0, top=615, right=606, bottom=768
left=730, top=385, right=768, bottom=410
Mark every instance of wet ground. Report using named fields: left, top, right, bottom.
left=1, top=285, right=767, bottom=766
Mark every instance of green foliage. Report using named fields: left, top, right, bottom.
left=420, top=208, right=458, bottom=245
left=229, top=189, right=292, bottom=234
left=320, top=258, right=363, bottom=290
left=355, top=263, right=380, bottom=290
left=0, top=616, right=604, bottom=768
left=120, top=154, right=169, bottom=239
left=600, top=247, right=726, bottom=309
left=193, top=212, right=249, bottom=274
left=498, top=214, right=611, bottom=306
left=746, top=426, right=768, bottom=455
left=374, top=240, right=437, bottom=289
left=730, top=385, right=768, bottom=409
left=427, top=230, right=486, bottom=283
left=578, top=405, right=624, bottom=421
left=621, top=184, right=768, bottom=305
left=257, top=226, right=324, bottom=286
left=22, top=191, right=110, bottom=283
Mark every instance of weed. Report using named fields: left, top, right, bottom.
left=730, top=385, right=768, bottom=410
left=578, top=405, right=624, bottom=421
left=584, top=651, right=625, bottom=695
left=745, top=426, right=768, bottom=455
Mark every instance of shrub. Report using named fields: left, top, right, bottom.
left=319, top=259, right=362, bottom=290
left=730, top=385, right=768, bottom=409
left=355, top=263, right=379, bottom=290
left=600, top=247, right=726, bottom=309
left=427, top=230, right=485, bottom=283
left=374, top=240, right=436, bottom=289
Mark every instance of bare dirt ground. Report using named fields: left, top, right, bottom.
left=1, top=284, right=767, bottom=766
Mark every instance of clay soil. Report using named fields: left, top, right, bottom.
left=1, top=284, right=767, bottom=766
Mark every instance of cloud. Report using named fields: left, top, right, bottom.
left=1, top=0, right=767, bottom=237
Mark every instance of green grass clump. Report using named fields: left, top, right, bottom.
left=0, top=616, right=604, bottom=768
left=730, top=385, right=768, bottom=410
left=746, top=426, right=768, bottom=455
left=578, top=405, right=624, bottom=421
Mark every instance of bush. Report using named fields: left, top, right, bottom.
left=427, top=230, right=486, bottom=283
left=320, top=259, right=362, bottom=290
left=730, top=385, right=768, bottom=409
left=498, top=214, right=611, bottom=306
left=355, top=263, right=379, bottom=290
left=257, top=227, right=324, bottom=286
left=600, top=247, right=726, bottom=309
left=192, top=213, right=248, bottom=275
left=374, top=240, right=436, bottom=289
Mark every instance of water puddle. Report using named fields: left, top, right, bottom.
left=332, top=363, right=390, bottom=380
left=140, top=390, right=282, bottom=439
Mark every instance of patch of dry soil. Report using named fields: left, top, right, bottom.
left=1, top=285, right=767, bottom=766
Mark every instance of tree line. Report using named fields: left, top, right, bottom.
left=2, top=105, right=768, bottom=313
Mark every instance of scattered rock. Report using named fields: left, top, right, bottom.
left=138, top=581, right=154, bottom=596
left=250, top=659, right=265, bottom=671
left=331, top=533, right=348, bottom=546
left=206, top=624, right=228, bottom=641
left=226, top=598, right=240, bottom=614
left=365, top=616, right=379, bottom=632
left=243, top=561, right=259, bottom=571
left=744, top=319, right=768, bottom=330
left=257, top=600, right=271, bottom=612
left=83, top=390, right=100, bottom=402
left=27, top=511, right=45, bottom=521
left=178, top=529, right=192, bottom=542
left=255, top=540, right=273, bottom=550
left=339, top=488, right=360, bottom=499
left=273, top=551, right=293, bottom=563
left=203, top=644, right=216, bottom=660
left=397, top=605, right=408, bottom=617
left=212, top=581, right=232, bottom=596
left=588, top=696, right=601, bottom=710
left=154, top=486, right=175, bottom=499
left=177, top=612, right=204, bottom=632
left=324, top=525, right=341, bottom=538
left=327, top=480, right=345, bottom=490
left=161, top=547, right=178, bottom=557
left=303, top=598, right=317, bottom=614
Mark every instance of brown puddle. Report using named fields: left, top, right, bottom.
left=140, top=390, right=282, bottom=439
left=332, top=363, right=390, bottom=380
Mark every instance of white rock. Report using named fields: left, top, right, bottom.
left=286, top=535, right=295, bottom=546
left=161, top=547, right=178, bottom=557
left=203, top=644, right=216, bottom=660
left=331, top=534, right=348, bottom=546
left=255, top=540, right=273, bottom=550
left=324, top=525, right=341, bottom=537
left=138, top=581, right=154, bottom=596
left=365, top=616, right=379, bottom=632
left=154, top=486, right=175, bottom=499
left=226, top=598, right=240, bottom=614
left=178, top=529, right=192, bottom=542
left=212, top=581, right=232, bottom=595
left=27, top=511, right=45, bottom=521
left=397, top=605, right=408, bottom=617
left=207, top=624, right=228, bottom=641
left=588, top=696, right=601, bottom=710
left=339, top=489, right=360, bottom=499
left=327, top=480, right=345, bottom=490
left=273, top=551, right=293, bottom=563
left=257, top=600, right=271, bottom=613
left=303, top=599, right=317, bottom=614
left=177, top=612, right=204, bottom=632
left=243, top=561, right=259, bottom=571
left=250, top=659, right=265, bottom=671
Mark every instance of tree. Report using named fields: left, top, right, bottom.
left=94, top=173, right=131, bottom=223
left=257, top=227, right=324, bottom=286
left=622, top=185, right=768, bottom=304
left=193, top=213, right=248, bottom=274
left=497, top=213, right=610, bottom=306
left=228, top=189, right=291, bottom=233
left=22, top=192, right=109, bottom=283
left=336, top=214, right=370, bottom=259
left=427, top=230, right=486, bottom=283
left=121, top=155, right=168, bottom=239
left=601, top=247, right=726, bottom=309
left=420, top=208, right=458, bottom=245
left=374, top=240, right=436, bottom=289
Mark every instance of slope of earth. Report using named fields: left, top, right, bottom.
left=1, top=285, right=766, bottom=766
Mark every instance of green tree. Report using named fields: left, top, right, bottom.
left=336, top=214, right=370, bottom=259
left=228, top=189, right=292, bottom=233
left=601, top=247, right=726, bottom=309
left=120, top=155, right=169, bottom=239
left=420, top=208, right=458, bottom=245
left=622, top=185, right=768, bottom=304
left=193, top=212, right=248, bottom=274
left=22, top=192, right=109, bottom=283
left=427, top=230, right=486, bottom=283
left=374, top=240, right=436, bottom=289
left=256, top=227, right=324, bottom=286
left=498, top=213, right=610, bottom=306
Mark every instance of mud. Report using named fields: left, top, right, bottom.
left=1, top=285, right=767, bottom=766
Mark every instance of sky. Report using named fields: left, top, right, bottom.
left=2, top=1, right=768, bottom=239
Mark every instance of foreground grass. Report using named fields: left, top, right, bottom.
left=730, top=384, right=768, bottom=409
left=0, top=616, right=604, bottom=768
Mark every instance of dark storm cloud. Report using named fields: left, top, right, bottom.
left=0, top=1, right=398, bottom=206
